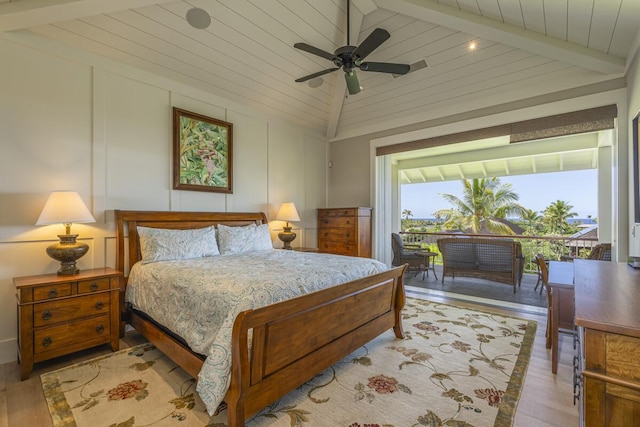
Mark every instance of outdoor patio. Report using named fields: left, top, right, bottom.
left=403, top=264, right=548, bottom=309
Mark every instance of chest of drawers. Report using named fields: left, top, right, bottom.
left=14, top=267, right=121, bottom=380
left=573, top=260, right=640, bottom=426
left=317, top=207, right=372, bottom=257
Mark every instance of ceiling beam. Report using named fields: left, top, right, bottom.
left=0, top=0, right=175, bottom=32
left=397, top=133, right=598, bottom=170
left=351, top=0, right=377, bottom=16
left=375, top=0, right=625, bottom=75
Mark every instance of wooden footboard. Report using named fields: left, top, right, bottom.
left=115, top=210, right=407, bottom=426
left=226, top=264, right=406, bottom=426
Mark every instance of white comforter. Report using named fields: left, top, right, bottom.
left=125, top=249, right=388, bottom=415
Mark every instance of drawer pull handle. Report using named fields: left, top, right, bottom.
left=48, top=288, right=58, bottom=298
left=90, top=282, right=98, bottom=291
left=346, top=220, right=351, bottom=225
left=42, top=337, right=52, bottom=347
left=42, top=310, right=52, bottom=321
left=95, top=301, right=104, bottom=310
left=96, top=325, right=105, bottom=334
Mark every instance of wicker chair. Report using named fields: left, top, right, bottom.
left=437, top=237, right=524, bottom=293
left=391, top=233, right=423, bottom=274
left=588, top=243, right=612, bottom=261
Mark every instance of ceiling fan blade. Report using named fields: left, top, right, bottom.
left=294, top=43, right=337, bottom=61
left=344, top=70, right=361, bottom=95
left=360, top=62, right=410, bottom=75
left=295, top=67, right=340, bottom=83
left=351, top=28, right=390, bottom=61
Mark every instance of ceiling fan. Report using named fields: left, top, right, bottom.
left=293, top=0, right=410, bottom=95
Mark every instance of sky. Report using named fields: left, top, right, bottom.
left=401, top=169, right=598, bottom=219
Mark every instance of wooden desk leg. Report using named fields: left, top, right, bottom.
left=551, top=289, right=559, bottom=374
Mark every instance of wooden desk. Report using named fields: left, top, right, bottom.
left=573, top=260, right=640, bottom=427
left=548, top=261, right=576, bottom=374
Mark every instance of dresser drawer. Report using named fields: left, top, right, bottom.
left=34, top=293, right=110, bottom=327
left=318, top=228, right=357, bottom=243
left=33, top=283, right=72, bottom=301
left=605, top=333, right=640, bottom=383
left=319, top=217, right=356, bottom=228
left=318, top=208, right=358, bottom=218
left=78, top=277, right=112, bottom=293
left=319, top=241, right=356, bottom=256
left=33, top=314, right=110, bottom=354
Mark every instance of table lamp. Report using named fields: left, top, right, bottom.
left=275, top=202, right=300, bottom=250
left=36, top=191, right=96, bottom=275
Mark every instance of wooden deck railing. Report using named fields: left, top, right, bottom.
left=399, top=231, right=599, bottom=274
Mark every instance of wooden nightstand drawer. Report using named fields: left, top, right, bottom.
left=78, top=277, right=111, bottom=293
left=33, top=283, right=72, bottom=301
left=34, top=314, right=110, bottom=354
left=34, top=293, right=110, bottom=327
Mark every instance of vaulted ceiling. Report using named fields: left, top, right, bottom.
left=1, top=0, right=638, bottom=142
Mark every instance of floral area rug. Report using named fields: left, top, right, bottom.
left=41, top=298, right=536, bottom=427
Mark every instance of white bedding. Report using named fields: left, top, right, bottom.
left=125, top=249, right=388, bottom=415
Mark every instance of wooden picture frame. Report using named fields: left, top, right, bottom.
left=172, top=107, right=233, bottom=193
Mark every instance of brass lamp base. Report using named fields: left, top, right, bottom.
left=278, top=226, right=297, bottom=250
left=46, top=234, right=89, bottom=275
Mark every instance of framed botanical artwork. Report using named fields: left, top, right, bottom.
left=172, top=107, right=233, bottom=193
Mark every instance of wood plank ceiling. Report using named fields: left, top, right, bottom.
left=0, top=0, right=637, bottom=144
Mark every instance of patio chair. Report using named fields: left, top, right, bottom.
left=391, top=233, right=423, bottom=274
left=536, top=253, right=575, bottom=374
left=588, top=243, right=611, bottom=261
left=534, top=254, right=548, bottom=295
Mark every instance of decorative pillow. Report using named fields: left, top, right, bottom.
left=217, top=223, right=273, bottom=254
left=137, top=226, right=219, bottom=263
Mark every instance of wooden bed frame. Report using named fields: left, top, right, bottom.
left=115, top=210, right=407, bottom=427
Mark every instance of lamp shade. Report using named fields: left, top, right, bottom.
left=275, top=202, right=300, bottom=222
left=36, top=191, right=95, bottom=226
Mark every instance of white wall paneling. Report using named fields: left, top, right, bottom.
left=0, top=35, right=328, bottom=364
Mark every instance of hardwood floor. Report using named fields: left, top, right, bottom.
left=0, top=291, right=579, bottom=427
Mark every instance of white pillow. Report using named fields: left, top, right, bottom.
left=217, top=223, right=273, bottom=254
left=137, top=226, right=219, bottom=264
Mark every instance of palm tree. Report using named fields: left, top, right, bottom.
left=521, top=208, right=543, bottom=235
left=434, top=177, right=526, bottom=234
left=401, top=209, right=413, bottom=231
left=543, top=200, right=578, bottom=234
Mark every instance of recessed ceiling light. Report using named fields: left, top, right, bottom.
left=186, top=7, right=211, bottom=29
left=468, top=40, right=478, bottom=51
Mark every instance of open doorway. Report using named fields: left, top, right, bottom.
left=374, top=128, right=616, bottom=308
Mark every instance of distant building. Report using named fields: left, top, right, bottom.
left=565, top=225, right=599, bottom=256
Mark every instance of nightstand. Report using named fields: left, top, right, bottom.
left=14, top=267, right=121, bottom=380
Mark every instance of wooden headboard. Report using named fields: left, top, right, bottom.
left=114, top=210, right=268, bottom=281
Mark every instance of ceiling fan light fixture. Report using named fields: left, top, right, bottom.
left=345, top=70, right=361, bottom=95
left=186, top=7, right=211, bottom=29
